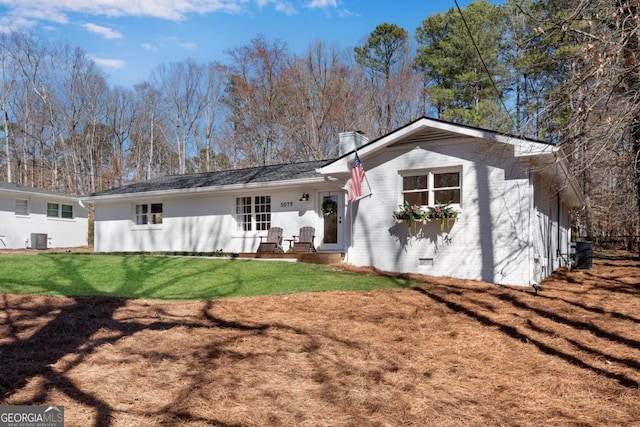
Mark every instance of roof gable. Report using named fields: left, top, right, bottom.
left=319, top=117, right=557, bottom=175
left=318, top=116, right=583, bottom=208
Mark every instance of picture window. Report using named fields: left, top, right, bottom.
left=401, top=169, right=461, bottom=206
left=236, top=196, right=271, bottom=231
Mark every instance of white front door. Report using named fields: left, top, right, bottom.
left=318, top=192, right=344, bottom=251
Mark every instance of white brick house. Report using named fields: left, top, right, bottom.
left=0, top=182, right=89, bottom=249
left=321, top=118, right=583, bottom=286
left=82, top=117, right=583, bottom=286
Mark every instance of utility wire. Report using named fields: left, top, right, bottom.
left=453, top=0, right=517, bottom=131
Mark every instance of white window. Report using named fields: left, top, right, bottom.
left=135, top=203, right=163, bottom=225
left=401, top=169, right=461, bottom=206
left=254, top=195, right=271, bottom=231
left=47, top=202, right=74, bottom=219
left=15, top=199, right=28, bottom=216
left=236, top=196, right=271, bottom=231
left=236, top=197, right=252, bottom=231
left=61, top=204, right=73, bottom=219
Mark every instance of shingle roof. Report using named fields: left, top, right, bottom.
left=90, top=160, right=330, bottom=196
left=0, top=182, right=77, bottom=198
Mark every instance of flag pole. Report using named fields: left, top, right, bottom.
left=348, top=150, right=370, bottom=260
left=362, top=164, right=373, bottom=197
left=348, top=193, right=353, bottom=262
left=350, top=150, right=372, bottom=202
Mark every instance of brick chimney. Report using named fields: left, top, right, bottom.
left=338, top=131, right=369, bottom=157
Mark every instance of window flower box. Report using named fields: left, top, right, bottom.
left=393, top=201, right=458, bottom=234
left=425, top=202, right=458, bottom=232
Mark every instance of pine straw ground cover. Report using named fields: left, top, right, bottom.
left=1, top=255, right=639, bottom=427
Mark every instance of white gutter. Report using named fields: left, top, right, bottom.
left=528, top=167, right=534, bottom=286
left=78, top=198, right=93, bottom=212
left=1, top=187, right=77, bottom=200
left=554, top=151, right=585, bottom=208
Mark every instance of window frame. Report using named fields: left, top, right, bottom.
left=235, top=195, right=271, bottom=232
left=15, top=199, right=29, bottom=216
left=47, top=202, right=74, bottom=219
left=134, top=203, right=163, bottom=226
left=400, top=167, right=462, bottom=208
left=61, top=204, right=74, bottom=219
left=254, top=195, right=271, bottom=231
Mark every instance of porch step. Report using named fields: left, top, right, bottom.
left=238, top=252, right=343, bottom=265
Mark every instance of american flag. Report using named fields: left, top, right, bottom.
left=348, top=152, right=365, bottom=202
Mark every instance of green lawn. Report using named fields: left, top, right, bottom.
left=0, top=254, right=413, bottom=300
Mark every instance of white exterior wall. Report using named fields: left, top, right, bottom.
left=531, top=175, right=573, bottom=282
left=345, top=138, right=536, bottom=286
left=0, top=191, right=89, bottom=249
left=93, top=188, right=328, bottom=253
left=89, top=118, right=582, bottom=287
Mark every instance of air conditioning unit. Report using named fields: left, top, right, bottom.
left=31, top=233, right=48, bottom=250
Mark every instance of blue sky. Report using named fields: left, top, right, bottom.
left=0, top=0, right=502, bottom=88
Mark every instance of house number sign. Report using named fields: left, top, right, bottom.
left=280, top=201, right=294, bottom=208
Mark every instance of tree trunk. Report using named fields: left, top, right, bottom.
left=3, top=110, right=10, bottom=182
left=618, top=0, right=640, bottom=256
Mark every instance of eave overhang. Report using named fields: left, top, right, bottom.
left=80, top=176, right=328, bottom=203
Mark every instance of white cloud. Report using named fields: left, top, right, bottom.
left=0, top=0, right=321, bottom=32
left=0, top=15, right=35, bottom=33
left=140, top=37, right=198, bottom=53
left=255, top=0, right=296, bottom=15
left=178, top=41, right=198, bottom=50
left=274, top=2, right=297, bottom=15
left=89, top=56, right=126, bottom=70
left=0, top=0, right=247, bottom=23
left=10, top=4, right=69, bottom=24
left=337, top=8, right=357, bottom=18
left=140, top=43, right=157, bottom=51
left=0, top=3, right=67, bottom=33
left=82, top=23, right=123, bottom=39
left=307, top=0, right=337, bottom=8
left=166, top=36, right=198, bottom=51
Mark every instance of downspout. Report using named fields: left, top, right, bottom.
left=528, top=168, right=534, bottom=286
left=78, top=198, right=93, bottom=213
left=557, top=192, right=561, bottom=268
left=78, top=198, right=95, bottom=249
left=546, top=189, right=552, bottom=274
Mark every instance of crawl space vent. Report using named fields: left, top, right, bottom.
left=419, top=258, right=434, bottom=267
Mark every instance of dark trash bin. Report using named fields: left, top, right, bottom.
left=574, top=241, right=593, bottom=270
